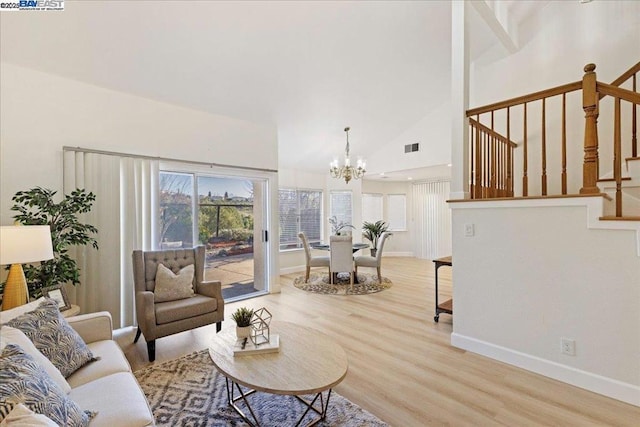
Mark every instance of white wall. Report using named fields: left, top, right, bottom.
left=0, top=63, right=281, bottom=293
left=0, top=63, right=278, bottom=225
left=365, top=101, right=452, bottom=175
left=450, top=199, right=640, bottom=405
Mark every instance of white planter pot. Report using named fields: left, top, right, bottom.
left=236, top=326, right=251, bottom=339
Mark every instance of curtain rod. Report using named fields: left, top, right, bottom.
left=62, top=146, right=278, bottom=174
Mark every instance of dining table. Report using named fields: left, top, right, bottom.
left=310, top=242, right=370, bottom=253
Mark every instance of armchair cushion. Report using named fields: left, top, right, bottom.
left=154, top=295, right=216, bottom=325
left=153, top=263, right=194, bottom=302
left=5, top=299, right=97, bottom=378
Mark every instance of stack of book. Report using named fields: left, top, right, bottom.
left=233, top=334, right=280, bottom=356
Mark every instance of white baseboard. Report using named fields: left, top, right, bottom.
left=384, top=251, right=413, bottom=257
left=279, top=265, right=306, bottom=275
left=451, top=333, right=640, bottom=407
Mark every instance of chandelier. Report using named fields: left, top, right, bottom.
left=329, top=127, right=366, bottom=184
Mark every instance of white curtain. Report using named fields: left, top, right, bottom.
left=412, top=180, right=452, bottom=260
left=63, top=151, right=158, bottom=328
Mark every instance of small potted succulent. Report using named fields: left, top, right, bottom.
left=231, top=307, right=254, bottom=339
left=362, top=220, right=389, bottom=257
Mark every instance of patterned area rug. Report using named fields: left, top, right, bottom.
left=134, top=350, right=388, bottom=426
left=293, top=272, right=392, bottom=295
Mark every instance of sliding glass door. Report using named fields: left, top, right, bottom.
left=159, top=171, right=269, bottom=300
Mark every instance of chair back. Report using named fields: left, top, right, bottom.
left=375, top=232, right=392, bottom=262
left=132, top=246, right=205, bottom=293
left=298, top=232, right=312, bottom=263
left=330, top=235, right=353, bottom=273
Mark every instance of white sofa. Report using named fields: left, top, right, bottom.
left=64, top=311, right=155, bottom=427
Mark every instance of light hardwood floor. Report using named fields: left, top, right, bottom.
left=116, top=257, right=640, bottom=426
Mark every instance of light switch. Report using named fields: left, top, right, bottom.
left=464, top=223, right=474, bottom=237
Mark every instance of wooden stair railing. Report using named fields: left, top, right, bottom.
left=601, top=60, right=639, bottom=158
left=596, top=81, right=640, bottom=216
left=466, top=61, right=640, bottom=219
left=469, top=118, right=517, bottom=198
left=467, top=81, right=582, bottom=199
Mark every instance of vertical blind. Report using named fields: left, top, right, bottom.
left=412, top=181, right=451, bottom=260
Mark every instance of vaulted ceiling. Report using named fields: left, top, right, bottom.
left=0, top=1, right=550, bottom=179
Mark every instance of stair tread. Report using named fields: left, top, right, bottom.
left=600, top=216, right=640, bottom=221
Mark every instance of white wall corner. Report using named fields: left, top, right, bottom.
left=451, top=333, right=640, bottom=407
left=471, top=0, right=518, bottom=54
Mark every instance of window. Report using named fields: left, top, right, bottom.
left=278, top=189, right=322, bottom=250
left=387, top=194, right=407, bottom=231
left=159, top=172, right=194, bottom=248
left=362, top=193, right=383, bottom=224
left=330, top=191, right=353, bottom=232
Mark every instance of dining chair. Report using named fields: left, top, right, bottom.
left=355, top=231, right=392, bottom=283
left=330, top=235, right=354, bottom=285
left=298, top=232, right=330, bottom=283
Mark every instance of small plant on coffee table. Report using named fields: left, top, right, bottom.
left=232, top=307, right=254, bottom=339
left=232, top=307, right=254, bottom=327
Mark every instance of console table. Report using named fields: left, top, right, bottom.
left=432, top=256, right=452, bottom=322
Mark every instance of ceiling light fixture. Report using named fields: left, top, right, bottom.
left=329, top=127, right=366, bottom=184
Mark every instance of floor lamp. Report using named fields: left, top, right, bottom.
left=1, top=225, right=54, bottom=311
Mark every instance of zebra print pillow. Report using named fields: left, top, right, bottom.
left=0, top=344, right=92, bottom=426
left=5, top=299, right=97, bottom=378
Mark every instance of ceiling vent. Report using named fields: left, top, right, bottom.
left=404, top=143, right=420, bottom=153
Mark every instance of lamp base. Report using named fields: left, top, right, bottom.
left=2, top=264, right=29, bottom=311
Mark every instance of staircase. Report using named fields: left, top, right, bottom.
left=598, top=156, right=640, bottom=220
left=465, top=61, right=640, bottom=221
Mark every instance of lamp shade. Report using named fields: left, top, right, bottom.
left=0, top=225, right=54, bottom=265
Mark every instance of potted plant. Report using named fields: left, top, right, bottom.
left=232, top=307, right=254, bottom=339
left=362, top=220, right=389, bottom=257
left=7, top=187, right=99, bottom=299
left=329, top=216, right=355, bottom=236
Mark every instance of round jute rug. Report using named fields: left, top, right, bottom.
left=293, top=272, right=392, bottom=295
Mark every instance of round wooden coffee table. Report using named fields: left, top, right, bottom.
left=208, top=321, right=348, bottom=426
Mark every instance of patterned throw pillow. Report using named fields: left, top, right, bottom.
left=0, top=403, right=58, bottom=426
left=5, top=299, right=97, bottom=378
left=0, top=326, right=71, bottom=394
left=154, top=263, right=195, bottom=302
left=0, top=344, right=92, bottom=427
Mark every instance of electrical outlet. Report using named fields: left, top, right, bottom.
left=464, top=223, right=475, bottom=237
left=561, top=338, right=576, bottom=356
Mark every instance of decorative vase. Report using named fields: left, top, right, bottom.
left=370, top=248, right=377, bottom=257
left=236, top=326, right=251, bottom=339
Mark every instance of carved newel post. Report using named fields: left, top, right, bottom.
left=580, top=63, right=600, bottom=194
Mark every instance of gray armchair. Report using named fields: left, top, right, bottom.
left=132, top=246, right=224, bottom=361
